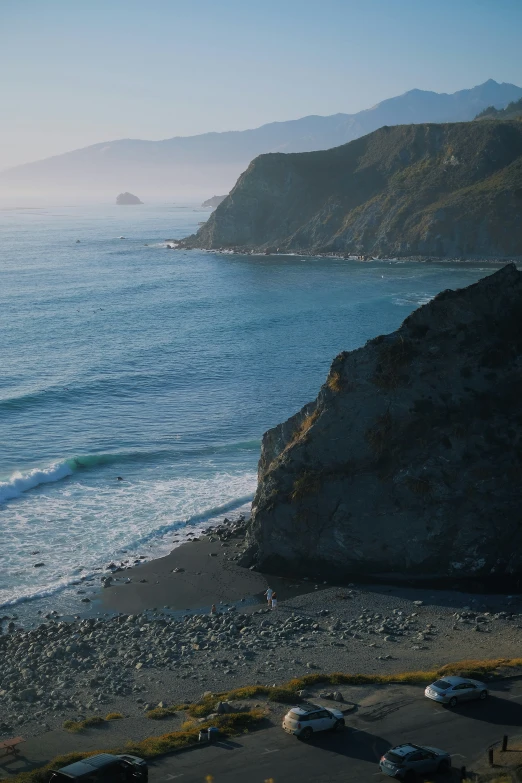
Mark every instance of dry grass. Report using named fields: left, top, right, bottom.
left=287, top=409, right=320, bottom=448
left=327, top=370, right=343, bottom=392
left=12, top=657, right=522, bottom=782
left=62, top=716, right=106, bottom=733
left=11, top=710, right=267, bottom=783
left=147, top=705, right=178, bottom=720
left=105, top=712, right=123, bottom=721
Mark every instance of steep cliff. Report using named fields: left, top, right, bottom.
left=181, top=121, right=522, bottom=259
left=241, top=265, right=522, bottom=585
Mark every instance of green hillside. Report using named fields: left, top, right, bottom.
left=181, top=121, right=522, bottom=259
left=476, top=98, right=522, bottom=120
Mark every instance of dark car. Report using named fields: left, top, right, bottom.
left=49, top=753, right=147, bottom=782
left=379, top=743, right=451, bottom=779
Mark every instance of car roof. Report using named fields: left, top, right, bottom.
left=288, top=703, right=324, bottom=714
left=389, top=744, right=421, bottom=757
left=435, top=676, right=474, bottom=685
left=58, top=754, right=119, bottom=776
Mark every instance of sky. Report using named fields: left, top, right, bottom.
left=1, top=0, right=522, bottom=170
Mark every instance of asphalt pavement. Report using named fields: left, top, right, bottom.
left=148, top=678, right=522, bottom=783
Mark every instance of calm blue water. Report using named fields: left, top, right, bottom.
left=0, top=203, right=498, bottom=616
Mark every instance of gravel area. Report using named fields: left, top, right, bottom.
left=2, top=579, right=522, bottom=743
left=2, top=518, right=522, bottom=747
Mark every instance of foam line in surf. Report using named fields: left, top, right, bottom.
left=0, top=493, right=253, bottom=610
left=0, top=571, right=98, bottom=611
left=0, top=439, right=260, bottom=506
left=114, top=493, right=255, bottom=551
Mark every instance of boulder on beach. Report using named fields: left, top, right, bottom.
left=116, top=192, right=143, bottom=205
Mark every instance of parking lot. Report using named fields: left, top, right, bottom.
left=149, top=679, right=522, bottom=782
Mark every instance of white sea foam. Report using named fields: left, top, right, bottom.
left=0, top=467, right=257, bottom=611
left=0, top=461, right=74, bottom=505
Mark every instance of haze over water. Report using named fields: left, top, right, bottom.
left=0, top=203, right=496, bottom=618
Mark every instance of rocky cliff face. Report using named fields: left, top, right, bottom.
left=181, top=121, right=522, bottom=259
left=241, top=265, right=522, bottom=585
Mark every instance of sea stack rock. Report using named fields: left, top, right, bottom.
left=241, top=265, right=522, bottom=585
left=116, top=192, right=143, bottom=205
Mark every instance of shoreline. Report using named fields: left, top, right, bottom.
left=173, top=246, right=522, bottom=265
left=2, top=514, right=522, bottom=746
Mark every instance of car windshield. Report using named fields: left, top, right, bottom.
left=432, top=680, right=452, bottom=690
left=385, top=752, right=405, bottom=765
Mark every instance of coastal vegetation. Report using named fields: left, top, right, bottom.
left=10, top=658, right=522, bottom=782
left=181, top=121, right=522, bottom=259
left=476, top=97, right=522, bottom=120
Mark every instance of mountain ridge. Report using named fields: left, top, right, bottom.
left=2, top=80, right=521, bottom=200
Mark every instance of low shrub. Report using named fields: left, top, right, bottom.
left=12, top=710, right=266, bottom=782
left=63, top=716, right=105, bottom=733
left=147, top=705, right=178, bottom=720
left=105, top=712, right=123, bottom=721
left=11, top=658, right=522, bottom=783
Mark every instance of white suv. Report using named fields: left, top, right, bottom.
left=282, top=704, right=345, bottom=739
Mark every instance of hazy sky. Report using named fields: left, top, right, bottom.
left=2, top=0, right=522, bottom=170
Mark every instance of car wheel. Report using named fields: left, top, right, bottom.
left=437, top=758, right=451, bottom=774
left=448, top=696, right=458, bottom=708
left=479, top=690, right=488, bottom=700
left=300, top=727, right=313, bottom=740
left=333, top=719, right=345, bottom=731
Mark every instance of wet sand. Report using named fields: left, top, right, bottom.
left=100, top=536, right=270, bottom=614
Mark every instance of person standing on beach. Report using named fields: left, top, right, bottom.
left=271, top=592, right=278, bottom=610
left=210, top=604, right=217, bottom=614
left=264, top=587, right=273, bottom=606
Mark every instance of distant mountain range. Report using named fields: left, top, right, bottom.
left=1, top=79, right=521, bottom=201
left=182, top=120, right=522, bottom=260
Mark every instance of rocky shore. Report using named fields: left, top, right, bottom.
left=2, top=517, right=522, bottom=743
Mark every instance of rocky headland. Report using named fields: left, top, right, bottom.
left=180, top=121, right=522, bottom=260
left=240, top=265, right=522, bottom=586
left=201, top=195, right=227, bottom=208
left=116, top=192, right=143, bottom=205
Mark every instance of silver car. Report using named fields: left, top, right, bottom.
left=424, top=675, right=488, bottom=707
left=282, top=704, right=345, bottom=739
left=379, top=743, right=451, bottom=780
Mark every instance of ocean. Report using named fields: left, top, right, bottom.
left=0, top=202, right=498, bottom=621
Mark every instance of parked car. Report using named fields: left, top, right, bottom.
left=379, top=743, right=451, bottom=779
left=424, top=675, right=488, bottom=707
left=48, top=753, right=147, bottom=782
left=282, top=704, right=345, bottom=739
